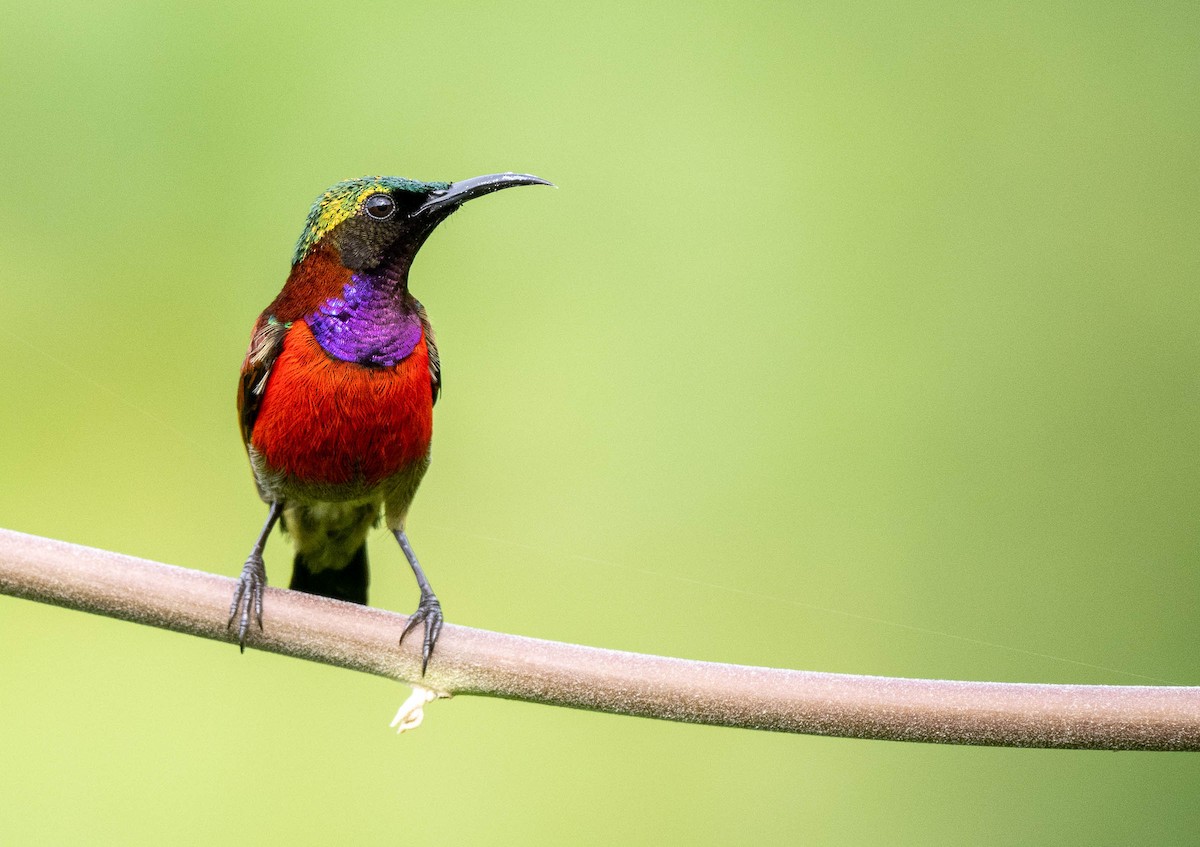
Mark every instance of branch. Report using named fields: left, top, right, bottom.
left=0, top=527, right=1196, bottom=750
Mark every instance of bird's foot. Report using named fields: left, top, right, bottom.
left=399, top=592, right=443, bottom=675
left=227, top=554, right=267, bottom=652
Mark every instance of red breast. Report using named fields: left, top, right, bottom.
left=251, top=320, right=433, bottom=486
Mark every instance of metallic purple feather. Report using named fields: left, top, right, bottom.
left=305, top=273, right=423, bottom=367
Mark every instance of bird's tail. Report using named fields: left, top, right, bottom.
left=290, top=543, right=369, bottom=605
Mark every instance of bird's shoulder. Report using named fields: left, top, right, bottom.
left=237, top=314, right=292, bottom=446
left=412, top=299, right=441, bottom=405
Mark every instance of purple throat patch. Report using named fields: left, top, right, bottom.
left=306, top=274, right=422, bottom=367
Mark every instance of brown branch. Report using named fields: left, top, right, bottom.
left=0, top=527, right=1196, bottom=749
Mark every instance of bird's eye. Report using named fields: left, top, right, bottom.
left=363, top=193, right=397, bottom=221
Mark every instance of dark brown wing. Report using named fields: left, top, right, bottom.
left=237, top=315, right=290, bottom=446
left=414, top=300, right=441, bottom=405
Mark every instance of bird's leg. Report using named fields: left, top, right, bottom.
left=228, top=501, right=283, bottom=652
left=393, top=529, right=443, bottom=674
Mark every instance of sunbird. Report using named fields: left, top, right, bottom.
left=230, top=172, right=551, bottom=671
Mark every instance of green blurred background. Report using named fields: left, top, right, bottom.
left=2, top=0, right=1198, bottom=843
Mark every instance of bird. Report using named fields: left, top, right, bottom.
left=230, top=171, right=551, bottom=672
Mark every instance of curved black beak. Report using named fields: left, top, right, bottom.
left=414, top=172, right=554, bottom=218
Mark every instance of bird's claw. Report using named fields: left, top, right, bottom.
left=399, top=592, right=443, bottom=675
left=227, top=555, right=267, bottom=652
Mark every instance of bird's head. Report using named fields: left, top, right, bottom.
left=293, top=173, right=552, bottom=272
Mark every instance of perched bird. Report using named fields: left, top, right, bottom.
left=231, top=172, right=551, bottom=671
